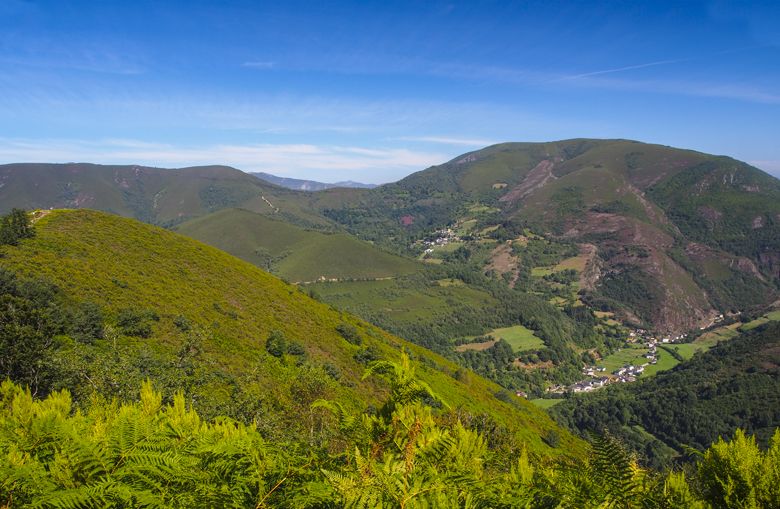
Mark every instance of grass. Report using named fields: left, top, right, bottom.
left=554, top=255, right=589, bottom=272
left=176, top=208, right=419, bottom=282
left=487, top=325, right=545, bottom=352
left=740, top=310, right=780, bottom=331
left=310, top=278, right=499, bottom=325
left=0, top=209, right=583, bottom=457
left=600, top=346, right=650, bottom=372
left=436, top=278, right=465, bottom=287
left=531, top=267, right=554, bottom=277
left=531, top=398, right=564, bottom=409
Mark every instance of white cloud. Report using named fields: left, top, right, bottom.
left=394, top=136, right=499, bottom=147
left=0, top=138, right=448, bottom=183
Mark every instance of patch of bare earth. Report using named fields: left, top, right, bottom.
left=513, top=359, right=554, bottom=369
left=577, top=243, right=601, bottom=292
left=485, top=241, right=520, bottom=287
left=565, top=212, right=715, bottom=331
left=455, top=340, right=498, bottom=352
left=499, top=160, right=556, bottom=204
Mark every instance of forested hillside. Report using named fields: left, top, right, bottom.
left=552, top=322, right=780, bottom=467
left=318, top=139, right=780, bottom=332
left=0, top=163, right=331, bottom=227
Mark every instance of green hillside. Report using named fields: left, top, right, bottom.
left=175, top=208, right=419, bottom=282
left=0, top=209, right=578, bottom=458
left=551, top=321, right=780, bottom=467
left=0, top=163, right=330, bottom=227
left=320, top=139, right=780, bottom=332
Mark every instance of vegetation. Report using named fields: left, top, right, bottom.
left=176, top=208, right=418, bottom=282
left=2, top=366, right=779, bottom=508
left=0, top=209, right=35, bottom=246
left=552, top=322, right=780, bottom=468
left=0, top=209, right=577, bottom=458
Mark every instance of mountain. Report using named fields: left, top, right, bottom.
left=319, top=139, right=780, bottom=333
left=0, top=163, right=330, bottom=227
left=251, top=171, right=377, bottom=191
left=0, top=208, right=578, bottom=456
left=175, top=208, right=419, bottom=282
left=551, top=319, right=780, bottom=467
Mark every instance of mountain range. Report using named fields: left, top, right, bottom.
left=251, top=171, right=377, bottom=191
left=2, top=139, right=778, bottom=334
left=2, top=137, right=780, bottom=479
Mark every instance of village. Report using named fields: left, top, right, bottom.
left=417, top=225, right=462, bottom=255
left=545, top=329, right=687, bottom=395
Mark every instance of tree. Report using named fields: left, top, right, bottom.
left=0, top=208, right=35, bottom=246
left=0, top=294, right=58, bottom=395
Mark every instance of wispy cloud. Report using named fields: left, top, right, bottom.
left=554, top=59, right=685, bottom=81
left=242, top=61, right=275, bottom=69
left=394, top=136, right=499, bottom=147
left=0, top=138, right=448, bottom=183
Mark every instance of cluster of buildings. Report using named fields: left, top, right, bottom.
left=547, top=330, right=689, bottom=395
left=419, top=226, right=461, bottom=254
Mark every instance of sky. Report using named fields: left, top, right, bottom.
left=1, top=0, right=779, bottom=183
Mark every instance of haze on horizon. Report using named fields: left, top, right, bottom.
left=1, top=0, right=779, bottom=183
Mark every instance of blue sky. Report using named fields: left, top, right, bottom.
left=1, top=0, right=779, bottom=183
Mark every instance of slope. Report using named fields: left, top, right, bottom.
left=0, top=163, right=330, bottom=227
left=175, top=208, right=419, bottom=282
left=550, top=320, right=780, bottom=467
left=0, top=208, right=579, bottom=457
left=320, top=139, right=780, bottom=332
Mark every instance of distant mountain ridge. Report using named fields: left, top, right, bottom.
left=2, top=139, right=778, bottom=333
left=0, top=162, right=333, bottom=227
left=251, top=171, right=377, bottom=191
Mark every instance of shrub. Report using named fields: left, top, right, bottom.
left=336, top=323, right=362, bottom=345
left=265, top=329, right=287, bottom=357
left=116, top=308, right=159, bottom=338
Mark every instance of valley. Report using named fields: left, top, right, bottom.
left=2, top=139, right=779, bottom=505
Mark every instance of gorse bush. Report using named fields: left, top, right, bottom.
left=2, top=356, right=779, bottom=508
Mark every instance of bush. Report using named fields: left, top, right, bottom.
left=354, top=345, right=380, bottom=364
left=116, top=308, right=159, bottom=338
left=265, top=330, right=287, bottom=358
left=336, top=323, right=362, bottom=345
left=71, top=302, right=104, bottom=344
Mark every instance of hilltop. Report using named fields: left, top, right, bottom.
left=320, top=139, right=780, bottom=332
left=0, top=208, right=577, bottom=457
left=0, top=163, right=329, bottom=227
left=175, top=208, right=419, bottom=282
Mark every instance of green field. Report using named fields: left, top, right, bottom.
left=740, top=310, right=780, bottom=331
left=531, top=398, right=564, bottom=409
left=641, top=350, right=681, bottom=376
left=599, top=345, right=650, bottom=372
left=487, top=325, right=545, bottom=352
left=531, top=267, right=554, bottom=277
left=309, top=277, right=499, bottom=326
left=176, top=208, right=419, bottom=282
